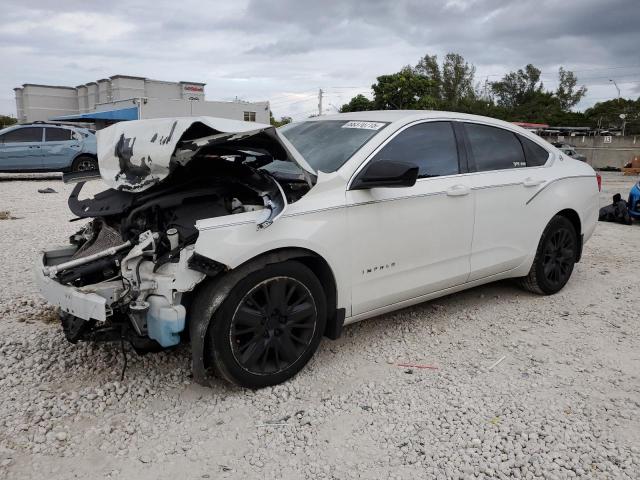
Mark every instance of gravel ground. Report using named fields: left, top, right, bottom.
left=0, top=172, right=639, bottom=479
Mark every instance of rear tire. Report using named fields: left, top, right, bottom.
left=72, top=155, right=98, bottom=172
left=519, top=215, right=578, bottom=295
left=201, top=261, right=326, bottom=388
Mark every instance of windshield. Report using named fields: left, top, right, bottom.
left=279, top=120, right=387, bottom=173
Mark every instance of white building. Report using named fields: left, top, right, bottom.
left=14, top=75, right=270, bottom=128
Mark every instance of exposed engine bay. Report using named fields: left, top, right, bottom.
left=37, top=118, right=314, bottom=354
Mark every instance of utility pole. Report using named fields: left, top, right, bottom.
left=318, top=88, right=323, bottom=116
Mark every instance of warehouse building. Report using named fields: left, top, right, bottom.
left=14, top=75, right=269, bottom=128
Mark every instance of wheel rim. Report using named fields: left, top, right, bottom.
left=76, top=159, right=96, bottom=171
left=542, top=227, right=574, bottom=286
left=230, top=277, right=317, bottom=375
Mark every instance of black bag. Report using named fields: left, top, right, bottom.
left=599, top=193, right=632, bottom=225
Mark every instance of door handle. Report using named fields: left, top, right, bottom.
left=523, top=178, right=544, bottom=187
left=446, top=185, right=470, bottom=197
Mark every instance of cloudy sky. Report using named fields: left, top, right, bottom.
left=1, top=0, right=639, bottom=119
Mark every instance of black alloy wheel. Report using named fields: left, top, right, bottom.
left=541, top=227, right=575, bottom=288
left=198, top=260, right=327, bottom=388
left=72, top=155, right=98, bottom=172
left=519, top=215, right=577, bottom=295
left=230, top=277, right=317, bottom=375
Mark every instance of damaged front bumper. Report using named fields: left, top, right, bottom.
left=35, top=231, right=207, bottom=349
left=35, top=246, right=119, bottom=322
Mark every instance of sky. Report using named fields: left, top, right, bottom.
left=1, top=0, right=639, bottom=120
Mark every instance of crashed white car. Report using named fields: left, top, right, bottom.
left=36, top=111, right=600, bottom=388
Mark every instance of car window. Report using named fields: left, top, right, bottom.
left=518, top=135, right=550, bottom=166
left=2, top=127, right=43, bottom=143
left=465, top=123, right=526, bottom=171
left=45, top=128, right=73, bottom=142
left=279, top=120, right=387, bottom=173
left=369, top=122, right=459, bottom=178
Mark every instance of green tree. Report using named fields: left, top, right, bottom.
left=339, top=94, right=375, bottom=113
left=491, top=64, right=544, bottom=108
left=584, top=97, right=640, bottom=134
left=0, top=115, right=17, bottom=129
left=441, top=53, right=476, bottom=107
left=555, top=67, right=587, bottom=111
left=371, top=67, right=438, bottom=110
left=269, top=112, right=292, bottom=127
left=413, top=54, right=441, bottom=99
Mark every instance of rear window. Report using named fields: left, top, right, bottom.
left=465, top=123, right=526, bottom=171
left=1, top=127, right=43, bottom=143
left=280, top=120, right=387, bottom=173
left=45, top=128, right=73, bottom=141
left=518, top=135, right=549, bottom=166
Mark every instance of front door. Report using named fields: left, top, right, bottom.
left=0, top=127, right=44, bottom=171
left=346, top=121, right=475, bottom=316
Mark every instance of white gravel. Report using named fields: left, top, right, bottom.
left=0, top=172, right=639, bottom=479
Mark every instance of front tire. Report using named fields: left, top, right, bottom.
left=519, top=215, right=578, bottom=295
left=72, top=155, right=98, bottom=172
left=203, top=261, right=326, bottom=388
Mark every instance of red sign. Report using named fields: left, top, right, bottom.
left=183, top=85, right=204, bottom=92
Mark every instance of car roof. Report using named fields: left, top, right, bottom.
left=306, top=110, right=530, bottom=130
left=302, top=110, right=550, bottom=146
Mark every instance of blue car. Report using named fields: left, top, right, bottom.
left=0, top=122, right=97, bottom=172
left=629, top=180, right=640, bottom=220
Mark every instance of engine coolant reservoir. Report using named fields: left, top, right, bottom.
left=146, top=295, right=186, bottom=347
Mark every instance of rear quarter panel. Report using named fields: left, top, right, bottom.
left=514, top=156, right=598, bottom=275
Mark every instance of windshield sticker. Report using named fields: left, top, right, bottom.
left=341, top=121, right=385, bottom=130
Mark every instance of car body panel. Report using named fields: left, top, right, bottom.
left=346, top=176, right=474, bottom=315
left=0, top=124, right=96, bottom=172
left=0, top=126, right=44, bottom=169
left=42, top=126, right=91, bottom=169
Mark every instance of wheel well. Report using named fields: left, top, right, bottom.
left=74, top=153, right=97, bottom=162
left=238, top=247, right=343, bottom=339
left=555, top=209, right=582, bottom=261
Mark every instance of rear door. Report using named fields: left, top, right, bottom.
left=460, top=122, right=553, bottom=281
left=43, top=127, right=79, bottom=170
left=0, top=127, right=44, bottom=170
left=346, top=121, right=475, bottom=316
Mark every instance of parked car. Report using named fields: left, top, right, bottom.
left=35, top=112, right=600, bottom=388
left=551, top=142, right=587, bottom=162
left=0, top=122, right=97, bottom=172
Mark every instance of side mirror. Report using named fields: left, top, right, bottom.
left=351, top=159, right=419, bottom=190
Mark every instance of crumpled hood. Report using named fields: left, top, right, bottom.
left=97, top=116, right=313, bottom=192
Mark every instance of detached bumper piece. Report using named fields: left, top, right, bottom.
left=35, top=247, right=109, bottom=322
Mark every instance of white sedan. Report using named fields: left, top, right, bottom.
left=36, top=111, right=600, bottom=388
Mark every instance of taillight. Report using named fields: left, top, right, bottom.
left=596, top=173, right=602, bottom=192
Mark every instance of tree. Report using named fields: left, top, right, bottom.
left=413, top=54, right=441, bottom=99
left=555, top=67, right=587, bottom=111
left=339, top=94, right=374, bottom=113
left=337, top=55, right=594, bottom=129
left=584, top=97, right=640, bottom=134
left=269, top=112, right=292, bottom=127
left=491, top=64, right=543, bottom=108
left=441, top=53, right=476, bottom=107
left=0, top=115, right=17, bottom=129
left=371, top=67, right=438, bottom=110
